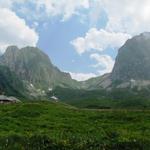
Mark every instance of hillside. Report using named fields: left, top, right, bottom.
left=0, top=101, right=150, bottom=149
left=80, top=73, right=111, bottom=90
left=0, top=65, right=27, bottom=98
left=48, top=87, right=150, bottom=109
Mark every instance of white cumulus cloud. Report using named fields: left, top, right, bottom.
left=20, top=0, right=90, bottom=21
left=90, top=53, right=115, bottom=75
left=71, top=28, right=131, bottom=54
left=0, top=0, right=26, bottom=9
left=3, top=0, right=150, bottom=35
left=87, top=0, right=150, bottom=35
left=0, top=8, right=38, bottom=53
left=103, top=0, right=150, bottom=34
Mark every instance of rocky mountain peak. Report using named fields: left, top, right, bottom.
left=111, top=32, right=150, bottom=82
left=0, top=46, right=78, bottom=90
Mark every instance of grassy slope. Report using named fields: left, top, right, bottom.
left=49, top=87, right=150, bottom=109
left=0, top=102, right=150, bottom=149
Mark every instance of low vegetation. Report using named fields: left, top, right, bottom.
left=0, top=101, right=150, bottom=149
left=48, top=87, right=150, bottom=109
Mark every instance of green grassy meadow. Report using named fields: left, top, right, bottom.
left=0, top=101, right=150, bottom=149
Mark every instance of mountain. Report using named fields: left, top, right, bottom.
left=111, top=32, right=150, bottom=82
left=0, top=46, right=80, bottom=91
left=1, top=32, right=150, bottom=107
left=0, top=65, right=27, bottom=98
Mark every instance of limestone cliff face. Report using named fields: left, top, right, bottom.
left=111, top=32, right=150, bottom=82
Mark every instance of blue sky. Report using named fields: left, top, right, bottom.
left=0, top=0, right=150, bottom=80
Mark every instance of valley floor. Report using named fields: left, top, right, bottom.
left=0, top=101, right=150, bottom=150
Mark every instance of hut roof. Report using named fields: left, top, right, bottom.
left=0, top=95, right=21, bottom=102
left=0, top=95, right=9, bottom=100
left=51, top=96, right=58, bottom=100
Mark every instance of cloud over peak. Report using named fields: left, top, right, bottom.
left=0, top=8, right=38, bottom=53
left=71, top=28, right=131, bottom=54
